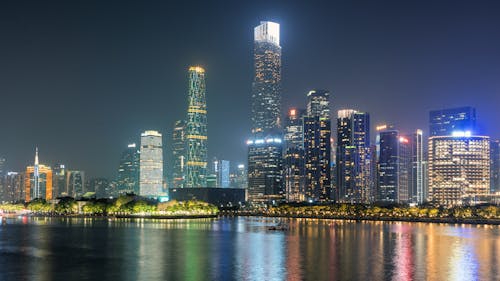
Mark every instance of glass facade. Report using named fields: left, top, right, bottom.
left=185, top=66, right=208, bottom=187
left=284, top=108, right=305, bottom=202
left=117, top=143, right=140, bottom=194
left=172, top=120, right=185, bottom=188
left=429, top=106, right=476, bottom=136
left=139, top=130, right=163, bottom=197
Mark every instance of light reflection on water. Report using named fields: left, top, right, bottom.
left=0, top=216, right=498, bottom=280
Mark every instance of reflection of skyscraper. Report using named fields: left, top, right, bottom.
left=336, top=110, right=371, bottom=203
left=428, top=135, right=490, bottom=205
left=172, top=120, right=185, bottom=188
left=429, top=106, right=476, bottom=136
left=117, top=143, right=140, bottom=194
left=247, top=21, right=283, bottom=203
left=25, top=148, right=52, bottom=202
left=140, top=130, right=163, bottom=197
left=303, top=91, right=331, bottom=202
left=185, top=66, right=208, bottom=187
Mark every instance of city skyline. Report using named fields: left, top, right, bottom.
left=1, top=1, right=500, bottom=178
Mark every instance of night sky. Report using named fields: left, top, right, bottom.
left=1, top=0, right=500, bottom=178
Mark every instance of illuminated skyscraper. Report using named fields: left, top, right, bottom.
left=411, top=130, right=425, bottom=204
left=491, top=140, right=500, bottom=193
left=3, top=172, right=24, bottom=202
left=140, top=130, right=163, bottom=197
left=429, top=106, right=476, bottom=136
left=428, top=134, right=490, bottom=205
left=171, top=120, right=185, bottom=188
left=284, top=108, right=305, bottom=202
left=66, top=170, right=85, bottom=198
left=117, top=143, right=140, bottom=194
left=303, top=91, right=331, bottom=201
left=377, top=129, right=412, bottom=203
left=52, top=164, right=66, bottom=198
left=185, top=66, right=208, bottom=187
left=247, top=21, right=283, bottom=202
left=336, top=110, right=372, bottom=203
left=25, top=148, right=52, bottom=202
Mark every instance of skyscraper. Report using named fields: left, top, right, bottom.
left=303, top=90, right=331, bottom=201
left=428, top=134, right=490, bottom=206
left=185, top=66, right=208, bottom=187
left=284, top=108, right=305, bottom=202
left=491, top=140, right=500, bottom=193
left=117, top=143, right=140, bottom=194
left=3, top=172, right=24, bottom=202
left=411, top=130, right=425, bottom=204
left=171, top=120, right=185, bottom=188
left=66, top=170, right=85, bottom=198
left=213, top=159, right=230, bottom=188
left=247, top=21, right=283, bottom=203
left=52, top=164, right=66, bottom=198
left=377, top=130, right=412, bottom=203
left=429, top=106, right=476, bottom=136
left=139, top=130, right=163, bottom=198
left=25, top=148, right=52, bottom=202
left=336, top=110, right=371, bottom=203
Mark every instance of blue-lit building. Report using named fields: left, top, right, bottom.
left=491, top=140, right=500, bottom=193
left=429, top=106, right=476, bottom=136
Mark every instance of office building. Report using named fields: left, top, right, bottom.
left=336, top=110, right=372, bottom=203
left=429, top=106, right=476, bottom=136
left=491, top=140, right=500, bottom=193
left=3, top=172, right=24, bottom=202
left=171, top=120, right=185, bottom=188
left=428, top=134, right=490, bottom=206
left=25, top=148, right=52, bottom=202
left=117, top=143, right=140, bottom=194
left=66, top=170, right=85, bottom=198
left=52, top=164, right=66, bottom=198
left=303, top=92, right=331, bottom=202
left=284, top=108, right=305, bottom=202
left=139, top=130, right=163, bottom=198
left=185, top=66, right=208, bottom=187
left=377, top=130, right=412, bottom=203
left=247, top=21, right=283, bottom=203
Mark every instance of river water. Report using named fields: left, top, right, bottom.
left=0, top=216, right=498, bottom=280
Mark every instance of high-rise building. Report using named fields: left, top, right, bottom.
left=428, top=134, right=490, bottom=206
left=52, top=164, right=66, bottom=198
left=303, top=91, right=331, bottom=202
left=66, top=170, right=85, bottom=198
left=251, top=21, right=281, bottom=133
left=411, top=130, right=425, bottom=204
left=377, top=130, right=412, bottom=203
left=216, top=160, right=230, bottom=188
left=284, top=108, right=305, bottom=202
left=336, top=110, right=372, bottom=203
left=247, top=21, right=283, bottom=203
left=171, top=120, right=185, bottom=188
left=139, top=130, right=163, bottom=198
left=117, top=143, right=140, bottom=194
left=231, top=164, right=247, bottom=189
left=491, top=140, right=500, bottom=193
left=185, top=66, right=208, bottom=187
left=3, top=172, right=24, bottom=202
left=25, top=148, right=52, bottom=202
left=429, top=106, right=476, bottom=136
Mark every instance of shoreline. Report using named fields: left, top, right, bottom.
left=220, top=212, right=500, bottom=225
left=4, top=213, right=218, bottom=220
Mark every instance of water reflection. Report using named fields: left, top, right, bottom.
left=0, top=216, right=498, bottom=280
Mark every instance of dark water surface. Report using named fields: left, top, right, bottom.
left=0, top=216, right=498, bottom=280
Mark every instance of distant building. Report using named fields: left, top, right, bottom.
left=411, top=130, right=425, bottom=204
left=66, top=170, right=85, bottom=198
left=2, top=172, right=24, bottom=202
left=213, top=159, right=230, bottom=188
left=25, top=149, right=53, bottom=202
left=377, top=130, right=412, bottom=203
left=185, top=66, right=208, bottom=187
left=117, top=143, right=140, bottom=194
left=168, top=187, right=245, bottom=207
left=230, top=164, right=247, bottom=189
left=429, top=106, right=476, bottom=136
left=139, top=130, right=163, bottom=198
left=90, top=178, right=110, bottom=199
left=336, top=110, right=372, bottom=203
left=428, top=134, right=490, bottom=206
left=171, top=120, right=185, bottom=188
left=52, top=164, right=66, bottom=198
left=303, top=90, right=331, bottom=202
left=284, top=108, right=305, bottom=202
left=247, top=21, right=283, bottom=204
left=491, top=140, right=500, bottom=193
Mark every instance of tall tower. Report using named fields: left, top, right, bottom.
left=25, top=148, right=52, bottom=202
left=171, top=120, right=185, bottom=188
left=303, top=90, right=331, bottom=202
left=117, top=143, right=140, bottom=194
left=429, top=106, right=476, bottom=136
left=247, top=21, right=283, bottom=203
left=185, top=66, right=208, bottom=187
left=284, top=108, right=305, bottom=202
left=139, top=130, right=163, bottom=197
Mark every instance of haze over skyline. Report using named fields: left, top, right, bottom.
left=1, top=0, right=500, bottom=178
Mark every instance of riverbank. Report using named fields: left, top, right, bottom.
left=219, top=212, right=500, bottom=225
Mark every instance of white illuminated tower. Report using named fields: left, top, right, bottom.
left=33, top=147, right=40, bottom=198
left=139, top=130, right=163, bottom=198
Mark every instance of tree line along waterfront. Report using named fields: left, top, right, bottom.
left=0, top=195, right=219, bottom=218
left=1, top=197, right=500, bottom=224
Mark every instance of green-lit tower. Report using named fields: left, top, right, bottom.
left=185, top=66, right=208, bottom=187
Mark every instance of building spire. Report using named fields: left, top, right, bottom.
left=35, top=147, right=39, bottom=165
